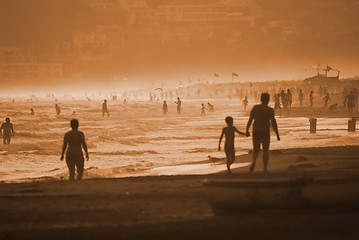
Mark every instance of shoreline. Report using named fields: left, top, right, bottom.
left=3, top=145, right=359, bottom=184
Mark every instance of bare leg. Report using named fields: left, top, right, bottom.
left=251, top=137, right=260, bottom=173
left=66, top=158, right=76, bottom=181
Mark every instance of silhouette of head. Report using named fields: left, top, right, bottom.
left=5, top=118, right=10, bottom=123
left=225, top=116, right=233, bottom=126
left=70, top=119, right=79, bottom=130
left=104, top=99, right=107, bottom=102
left=177, top=97, right=180, bottom=100
left=261, top=93, right=270, bottom=105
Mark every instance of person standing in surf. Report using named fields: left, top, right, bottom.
left=162, top=101, right=168, bottom=115
left=61, top=119, right=89, bottom=181
left=218, top=116, right=247, bottom=174
left=175, top=97, right=182, bottom=115
left=246, top=93, right=280, bottom=173
left=0, top=118, right=14, bottom=144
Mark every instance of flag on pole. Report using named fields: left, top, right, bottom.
left=214, top=73, right=219, bottom=77
left=232, top=72, right=238, bottom=77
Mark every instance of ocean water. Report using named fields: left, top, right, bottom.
left=0, top=97, right=357, bottom=182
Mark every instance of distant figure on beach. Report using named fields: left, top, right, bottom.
left=200, top=103, right=207, bottom=116
left=218, top=116, right=247, bottom=174
left=162, top=101, right=168, bottom=115
left=102, top=100, right=109, bottom=117
left=353, top=87, right=358, bottom=105
left=242, top=96, right=248, bottom=111
left=30, top=108, right=35, bottom=116
left=175, top=97, right=182, bottom=114
left=246, top=93, right=280, bottom=173
left=1, top=118, right=15, bottom=144
left=344, top=91, right=355, bottom=115
left=208, top=102, right=214, bottom=112
left=55, top=104, right=61, bottom=115
left=273, top=93, right=281, bottom=116
left=287, top=89, right=292, bottom=109
left=298, top=90, right=304, bottom=107
left=309, top=91, right=314, bottom=108
left=61, top=119, right=89, bottom=181
left=72, top=111, right=76, bottom=116
left=323, top=93, right=330, bottom=108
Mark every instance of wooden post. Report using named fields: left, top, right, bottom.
left=348, top=118, right=356, bottom=132
left=310, top=118, right=317, bottom=133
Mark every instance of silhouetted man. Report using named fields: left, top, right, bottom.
left=175, top=97, right=182, bottom=114
left=1, top=118, right=14, bottom=144
left=298, top=90, right=304, bottom=107
left=242, top=96, right=248, bottom=111
left=162, top=101, right=168, bottom=115
left=61, top=119, right=89, bottom=181
left=345, top=91, right=355, bottom=115
left=102, top=99, right=109, bottom=117
left=246, top=93, right=280, bottom=173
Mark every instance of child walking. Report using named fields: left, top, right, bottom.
left=218, top=116, right=247, bottom=174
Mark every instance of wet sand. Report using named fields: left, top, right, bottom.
left=1, top=146, right=359, bottom=239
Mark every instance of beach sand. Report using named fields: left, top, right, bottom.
left=1, top=145, right=359, bottom=240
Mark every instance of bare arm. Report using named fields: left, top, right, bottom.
left=11, top=124, right=14, bottom=136
left=271, top=110, right=280, bottom=141
left=82, top=133, right=89, bottom=160
left=61, top=134, right=68, bottom=160
left=0, top=124, right=2, bottom=136
left=218, top=129, right=224, bottom=151
left=234, top=127, right=246, bottom=136
left=246, top=109, right=254, bottom=136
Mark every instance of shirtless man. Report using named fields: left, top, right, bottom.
left=246, top=93, right=280, bottom=172
left=61, top=119, right=89, bottom=180
left=0, top=118, right=14, bottom=144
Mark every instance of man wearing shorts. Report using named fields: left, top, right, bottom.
left=246, top=93, right=280, bottom=172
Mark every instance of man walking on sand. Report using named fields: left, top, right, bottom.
left=246, top=93, right=280, bottom=173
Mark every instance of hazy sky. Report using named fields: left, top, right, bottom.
left=0, top=0, right=358, bottom=90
